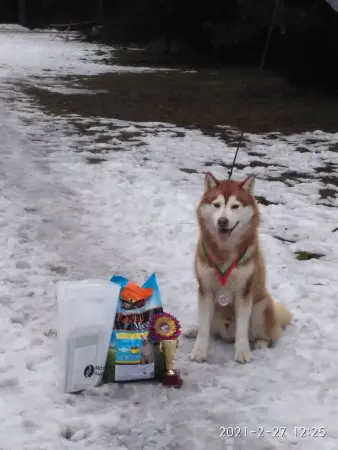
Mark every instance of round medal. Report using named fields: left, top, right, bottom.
left=217, top=295, right=229, bottom=307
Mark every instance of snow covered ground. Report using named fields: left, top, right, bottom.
left=1, top=30, right=338, bottom=450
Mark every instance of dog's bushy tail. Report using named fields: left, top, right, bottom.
left=275, top=302, right=292, bottom=329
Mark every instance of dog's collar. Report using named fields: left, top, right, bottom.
left=201, top=241, right=247, bottom=286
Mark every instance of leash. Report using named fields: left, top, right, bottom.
left=201, top=241, right=247, bottom=286
left=228, top=130, right=244, bottom=180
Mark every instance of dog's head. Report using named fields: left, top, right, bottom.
left=197, top=172, right=259, bottom=247
left=141, top=334, right=150, bottom=344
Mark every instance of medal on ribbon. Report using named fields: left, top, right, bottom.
left=217, top=295, right=229, bottom=307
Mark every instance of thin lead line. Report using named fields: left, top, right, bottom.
left=228, top=130, right=244, bottom=180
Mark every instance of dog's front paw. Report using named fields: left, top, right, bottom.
left=189, top=344, right=208, bottom=362
left=234, top=342, right=252, bottom=363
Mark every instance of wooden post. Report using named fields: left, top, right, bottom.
left=18, top=0, right=27, bottom=26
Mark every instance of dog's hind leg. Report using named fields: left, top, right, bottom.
left=184, top=320, right=223, bottom=340
left=253, top=339, right=269, bottom=350
left=183, top=326, right=198, bottom=339
left=189, top=288, right=215, bottom=362
left=250, top=297, right=281, bottom=350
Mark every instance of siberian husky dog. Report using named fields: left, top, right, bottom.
left=185, top=172, right=291, bottom=363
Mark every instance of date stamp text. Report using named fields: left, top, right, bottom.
left=220, top=426, right=326, bottom=439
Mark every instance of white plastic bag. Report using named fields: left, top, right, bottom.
left=57, top=279, right=120, bottom=393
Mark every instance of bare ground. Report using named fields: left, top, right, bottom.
left=25, top=48, right=338, bottom=135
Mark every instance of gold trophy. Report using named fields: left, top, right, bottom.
left=149, top=312, right=183, bottom=388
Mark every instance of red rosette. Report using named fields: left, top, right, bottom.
left=149, top=312, right=181, bottom=341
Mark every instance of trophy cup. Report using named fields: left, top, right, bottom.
left=149, top=312, right=183, bottom=388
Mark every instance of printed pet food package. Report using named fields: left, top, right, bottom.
left=103, top=273, right=165, bottom=383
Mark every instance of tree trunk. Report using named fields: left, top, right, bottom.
left=18, top=0, right=26, bottom=26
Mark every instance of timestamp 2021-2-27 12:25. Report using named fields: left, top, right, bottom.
left=220, top=426, right=327, bottom=439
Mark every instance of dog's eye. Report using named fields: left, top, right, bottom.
left=213, top=202, right=221, bottom=208
left=231, top=204, right=240, bottom=210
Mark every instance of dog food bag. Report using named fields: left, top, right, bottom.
left=103, top=273, right=165, bottom=383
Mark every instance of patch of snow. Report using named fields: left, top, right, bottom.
left=0, top=31, right=338, bottom=450
left=0, top=23, right=31, bottom=32
left=0, top=32, right=173, bottom=84
left=42, top=85, right=109, bottom=95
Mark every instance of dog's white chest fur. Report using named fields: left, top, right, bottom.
left=197, top=258, right=254, bottom=304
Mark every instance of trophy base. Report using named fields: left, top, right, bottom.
left=162, top=369, right=183, bottom=388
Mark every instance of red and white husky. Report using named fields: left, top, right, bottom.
left=185, top=172, right=291, bottom=363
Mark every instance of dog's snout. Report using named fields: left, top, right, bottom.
left=218, top=217, right=228, bottom=228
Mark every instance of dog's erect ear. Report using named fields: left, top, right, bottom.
left=204, top=172, right=218, bottom=192
left=240, top=175, right=255, bottom=194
